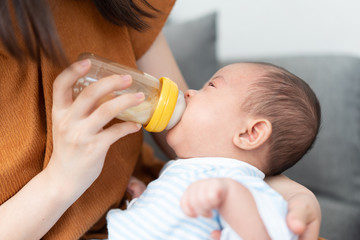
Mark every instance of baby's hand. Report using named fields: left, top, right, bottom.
left=180, top=178, right=229, bottom=218
left=127, top=176, right=147, bottom=198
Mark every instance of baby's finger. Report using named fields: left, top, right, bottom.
left=180, top=191, right=197, bottom=217
left=53, top=59, right=91, bottom=110
left=198, top=209, right=213, bottom=218
left=71, top=74, right=132, bottom=118
left=211, top=230, right=221, bottom=240
left=87, top=92, right=145, bottom=133
left=196, top=187, right=214, bottom=218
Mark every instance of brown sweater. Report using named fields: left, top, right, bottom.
left=0, top=0, right=175, bottom=239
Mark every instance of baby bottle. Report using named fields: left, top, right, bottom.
left=72, top=53, right=186, bottom=132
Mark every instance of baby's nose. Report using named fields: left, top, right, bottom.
left=185, top=89, right=196, bottom=98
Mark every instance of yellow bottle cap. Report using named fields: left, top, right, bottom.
left=144, top=77, right=179, bottom=132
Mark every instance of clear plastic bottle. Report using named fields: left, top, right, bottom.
left=72, top=53, right=186, bottom=132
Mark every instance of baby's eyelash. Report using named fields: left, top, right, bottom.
left=208, top=82, right=215, bottom=87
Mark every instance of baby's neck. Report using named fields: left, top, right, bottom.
left=231, top=149, right=269, bottom=174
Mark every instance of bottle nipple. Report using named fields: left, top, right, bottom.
left=166, top=91, right=186, bottom=130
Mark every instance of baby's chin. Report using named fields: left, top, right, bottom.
left=165, top=128, right=177, bottom=150
left=165, top=130, right=185, bottom=158
left=173, top=151, right=190, bottom=160
left=165, top=121, right=181, bottom=142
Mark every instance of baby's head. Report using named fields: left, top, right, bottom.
left=167, top=62, right=321, bottom=176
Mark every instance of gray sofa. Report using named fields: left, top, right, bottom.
left=145, top=13, right=360, bottom=239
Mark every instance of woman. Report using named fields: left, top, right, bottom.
left=0, top=0, right=320, bottom=239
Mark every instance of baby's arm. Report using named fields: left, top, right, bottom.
left=180, top=178, right=270, bottom=239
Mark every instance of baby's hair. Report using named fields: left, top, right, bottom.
left=241, top=63, right=321, bottom=176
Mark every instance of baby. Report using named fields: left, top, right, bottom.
left=107, top=62, right=321, bottom=239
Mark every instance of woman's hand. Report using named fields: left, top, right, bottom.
left=286, top=190, right=321, bottom=240
left=48, top=58, right=144, bottom=197
left=266, top=174, right=321, bottom=240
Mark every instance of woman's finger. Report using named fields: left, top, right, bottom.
left=287, top=196, right=320, bottom=239
left=298, top=221, right=320, bottom=240
left=287, top=212, right=306, bottom=235
left=87, top=92, right=145, bottom=133
left=53, top=59, right=91, bottom=110
left=71, top=74, right=132, bottom=118
left=97, top=121, right=141, bottom=147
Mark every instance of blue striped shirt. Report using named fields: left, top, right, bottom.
left=107, top=157, right=298, bottom=240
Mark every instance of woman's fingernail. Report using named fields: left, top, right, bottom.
left=135, top=92, right=145, bottom=100
left=122, top=75, right=132, bottom=83
left=136, top=123, right=142, bottom=129
left=78, top=59, right=90, bottom=68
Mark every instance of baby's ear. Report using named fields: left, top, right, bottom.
left=233, top=118, right=272, bottom=150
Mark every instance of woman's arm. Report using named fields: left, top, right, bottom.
left=0, top=162, right=91, bottom=240
left=0, top=60, right=143, bottom=239
left=265, top=174, right=321, bottom=240
left=136, top=31, right=188, bottom=92
left=136, top=31, right=188, bottom=160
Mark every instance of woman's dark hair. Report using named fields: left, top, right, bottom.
left=0, top=0, right=158, bottom=66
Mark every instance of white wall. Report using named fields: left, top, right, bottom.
left=169, top=0, right=360, bottom=61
